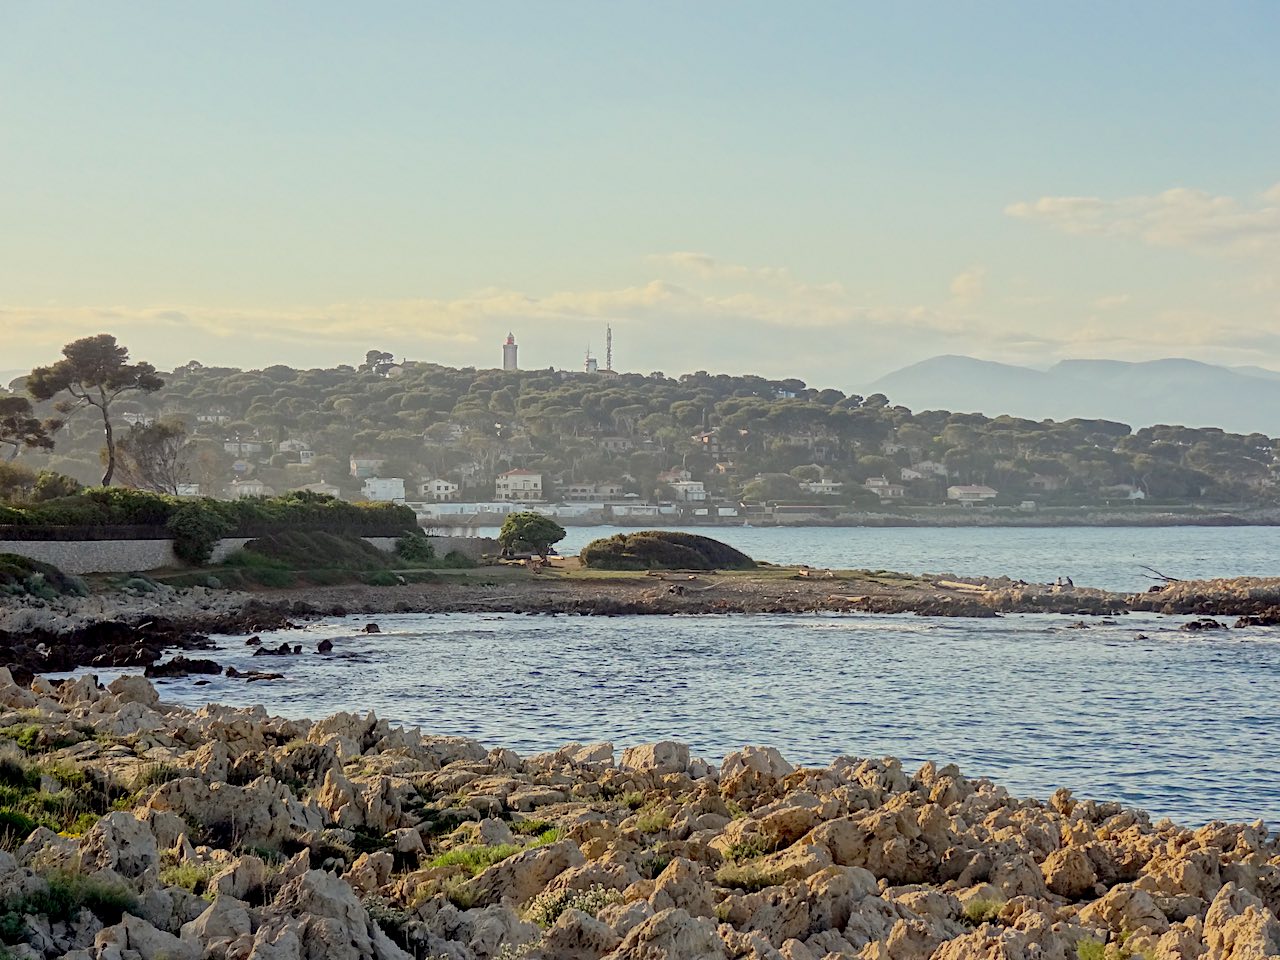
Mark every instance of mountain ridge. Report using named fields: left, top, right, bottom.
left=872, top=356, right=1280, bottom=433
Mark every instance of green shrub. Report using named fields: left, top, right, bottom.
left=580, top=531, right=755, bottom=571
left=714, top=860, right=790, bottom=892
left=167, top=501, right=233, bottom=565
left=159, top=861, right=220, bottom=897
left=0, top=870, right=137, bottom=942
left=962, top=898, right=1004, bottom=927
left=395, top=532, right=434, bottom=563
left=0, top=555, right=87, bottom=599
left=633, top=808, right=671, bottom=834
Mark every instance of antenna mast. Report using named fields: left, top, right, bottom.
left=606, top=325, right=613, bottom=371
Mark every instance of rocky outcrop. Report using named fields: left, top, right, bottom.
left=0, top=674, right=1275, bottom=960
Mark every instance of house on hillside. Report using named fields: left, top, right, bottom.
left=361, top=477, right=406, bottom=502
left=668, top=480, right=708, bottom=502
left=599, top=436, right=634, bottom=454
left=1100, top=483, right=1147, bottom=501
left=657, top=467, right=692, bottom=485
left=800, top=479, right=844, bottom=496
left=300, top=481, right=342, bottom=498
left=223, top=439, right=265, bottom=456
left=350, top=454, right=387, bottom=479
left=947, top=484, right=998, bottom=505
left=864, top=477, right=906, bottom=500
left=495, top=469, right=543, bottom=502
left=229, top=478, right=274, bottom=499
left=911, top=460, right=949, bottom=478
left=420, top=478, right=461, bottom=502
left=1029, top=474, right=1064, bottom=492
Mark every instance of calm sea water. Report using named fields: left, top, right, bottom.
left=124, top=610, right=1280, bottom=828
left=474, top=524, right=1280, bottom=593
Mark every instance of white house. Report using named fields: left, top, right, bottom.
left=495, top=469, right=543, bottom=502
left=657, top=467, right=692, bottom=485
left=864, top=477, right=907, bottom=500
left=947, top=484, right=999, bottom=505
left=911, top=460, right=949, bottom=478
left=175, top=483, right=201, bottom=497
left=420, top=478, right=461, bottom=502
left=1101, top=483, right=1147, bottom=501
left=121, top=412, right=156, bottom=427
left=668, top=480, right=708, bottom=502
left=228, top=478, right=274, bottom=499
left=362, top=477, right=406, bottom=502
left=300, top=481, right=342, bottom=498
left=800, top=479, right=844, bottom=496
left=223, top=439, right=265, bottom=456
left=350, top=454, right=387, bottom=479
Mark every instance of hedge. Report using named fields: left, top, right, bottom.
left=0, top=489, right=418, bottom=566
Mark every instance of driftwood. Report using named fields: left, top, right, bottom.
left=1138, top=564, right=1182, bottom=582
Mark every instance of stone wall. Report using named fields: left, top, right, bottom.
left=428, top=536, right=501, bottom=560
left=0, top=539, right=180, bottom=575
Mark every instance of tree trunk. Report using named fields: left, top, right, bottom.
left=100, top=406, right=115, bottom=486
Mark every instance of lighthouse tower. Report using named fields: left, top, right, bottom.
left=502, top=333, right=518, bottom=371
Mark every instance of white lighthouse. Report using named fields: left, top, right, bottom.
left=502, top=332, right=518, bottom=371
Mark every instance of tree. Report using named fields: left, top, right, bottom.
left=116, top=419, right=195, bottom=494
left=27, top=335, right=164, bottom=485
left=0, top=396, right=56, bottom=461
left=498, top=511, right=566, bottom=558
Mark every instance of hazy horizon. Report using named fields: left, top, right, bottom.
left=3, top=2, right=1277, bottom=382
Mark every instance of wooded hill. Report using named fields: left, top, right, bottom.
left=4, top=355, right=1278, bottom=508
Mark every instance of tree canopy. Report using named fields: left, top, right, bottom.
left=27, top=335, right=164, bottom=486
left=498, top=512, right=566, bottom=557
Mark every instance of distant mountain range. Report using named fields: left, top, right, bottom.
left=871, top=356, right=1280, bottom=434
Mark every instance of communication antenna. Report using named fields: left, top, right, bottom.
left=606, top=325, right=613, bottom=371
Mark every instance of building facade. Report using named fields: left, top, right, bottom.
left=495, top=469, right=543, bottom=501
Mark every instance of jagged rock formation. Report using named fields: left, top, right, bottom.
left=0, top=669, right=1275, bottom=958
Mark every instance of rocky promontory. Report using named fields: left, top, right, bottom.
left=0, top=672, right=1274, bottom=959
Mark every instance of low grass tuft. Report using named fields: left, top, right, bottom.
left=429, top=843, right=521, bottom=876
left=962, top=897, right=1004, bottom=927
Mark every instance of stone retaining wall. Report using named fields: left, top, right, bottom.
left=428, top=536, right=501, bottom=560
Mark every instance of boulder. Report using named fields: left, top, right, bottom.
left=620, top=742, right=691, bottom=777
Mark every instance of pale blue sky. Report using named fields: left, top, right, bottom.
left=2, top=2, right=1277, bottom=385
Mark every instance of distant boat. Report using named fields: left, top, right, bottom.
left=742, top=521, right=752, bottom=527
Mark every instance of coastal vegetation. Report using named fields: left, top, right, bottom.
left=3, top=351, right=1279, bottom=513
left=0, top=488, right=417, bottom=568
left=580, top=531, right=756, bottom=571
left=497, top=512, right=566, bottom=558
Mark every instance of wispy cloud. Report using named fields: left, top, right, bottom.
left=1091, top=293, right=1132, bottom=310
left=949, top=267, right=986, bottom=305
left=1006, top=183, right=1280, bottom=257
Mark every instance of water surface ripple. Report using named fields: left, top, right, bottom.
left=133, top=612, right=1280, bottom=827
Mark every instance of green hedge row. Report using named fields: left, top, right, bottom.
left=0, top=488, right=418, bottom=565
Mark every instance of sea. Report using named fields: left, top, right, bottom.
left=104, top=526, right=1280, bottom=826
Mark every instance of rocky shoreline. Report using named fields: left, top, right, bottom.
left=4, top=573, right=1280, bottom=682
left=0, top=672, right=1273, bottom=959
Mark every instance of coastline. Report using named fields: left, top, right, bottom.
left=0, top=671, right=1273, bottom=959
left=4, top=567, right=1280, bottom=682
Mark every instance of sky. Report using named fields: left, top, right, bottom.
left=2, top=2, right=1278, bottom=389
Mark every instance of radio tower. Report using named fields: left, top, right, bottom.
left=605, top=325, right=613, bottom=372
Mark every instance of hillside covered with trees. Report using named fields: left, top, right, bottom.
left=3, top=342, right=1278, bottom=511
